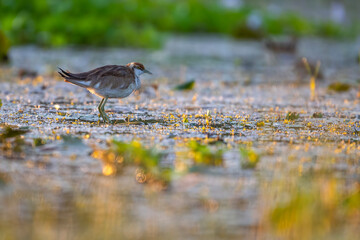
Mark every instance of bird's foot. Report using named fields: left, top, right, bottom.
left=102, top=113, right=112, bottom=124
left=99, top=118, right=112, bottom=124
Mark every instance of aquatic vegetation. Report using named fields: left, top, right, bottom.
left=328, top=82, right=351, bottom=92
left=239, top=147, right=260, bottom=169
left=182, top=114, right=189, bottom=123
left=33, top=137, right=46, bottom=147
left=0, top=126, right=29, bottom=158
left=256, top=121, right=265, bottom=127
left=316, top=21, right=345, bottom=38
left=174, top=79, right=195, bottom=91
left=0, top=126, right=29, bottom=141
left=0, top=0, right=356, bottom=48
left=285, top=112, right=300, bottom=121
left=204, top=110, right=212, bottom=127
left=312, top=112, right=323, bottom=118
left=188, top=140, right=223, bottom=166
left=302, top=57, right=321, bottom=101
left=0, top=30, right=9, bottom=62
left=269, top=176, right=360, bottom=240
left=92, top=140, right=172, bottom=186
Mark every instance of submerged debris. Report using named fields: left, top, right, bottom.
left=312, top=112, right=324, bottom=118
left=18, top=68, right=38, bottom=79
left=264, top=36, right=297, bottom=53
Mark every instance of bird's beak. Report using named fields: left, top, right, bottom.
left=143, top=69, right=152, bottom=75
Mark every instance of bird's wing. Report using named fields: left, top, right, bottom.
left=58, top=65, right=135, bottom=89
left=88, top=65, right=135, bottom=90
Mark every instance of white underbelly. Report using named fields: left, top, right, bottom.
left=88, top=84, right=136, bottom=98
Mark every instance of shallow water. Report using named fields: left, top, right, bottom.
left=0, top=36, right=360, bottom=239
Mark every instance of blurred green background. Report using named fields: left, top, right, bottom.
left=0, top=0, right=359, bottom=52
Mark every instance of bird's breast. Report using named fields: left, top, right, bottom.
left=89, top=83, right=136, bottom=99
left=135, top=76, right=141, bottom=90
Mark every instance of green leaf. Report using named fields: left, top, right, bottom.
left=174, top=79, right=195, bottom=91
left=328, top=82, right=351, bottom=92
left=285, top=112, right=300, bottom=121
left=240, top=147, right=260, bottom=169
left=188, top=141, right=223, bottom=166
left=0, top=127, right=29, bottom=140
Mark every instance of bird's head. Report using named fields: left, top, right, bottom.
left=127, top=62, right=152, bottom=76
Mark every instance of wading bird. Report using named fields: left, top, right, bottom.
left=58, top=62, right=152, bottom=123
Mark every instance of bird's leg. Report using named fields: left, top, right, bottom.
left=98, top=98, right=106, bottom=122
left=101, top=97, right=111, bottom=123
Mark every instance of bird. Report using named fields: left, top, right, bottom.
left=58, top=62, right=152, bottom=123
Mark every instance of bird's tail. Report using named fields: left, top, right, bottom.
left=58, top=67, right=91, bottom=88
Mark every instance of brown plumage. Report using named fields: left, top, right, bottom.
left=58, top=62, right=152, bottom=123
left=58, top=65, right=136, bottom=92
